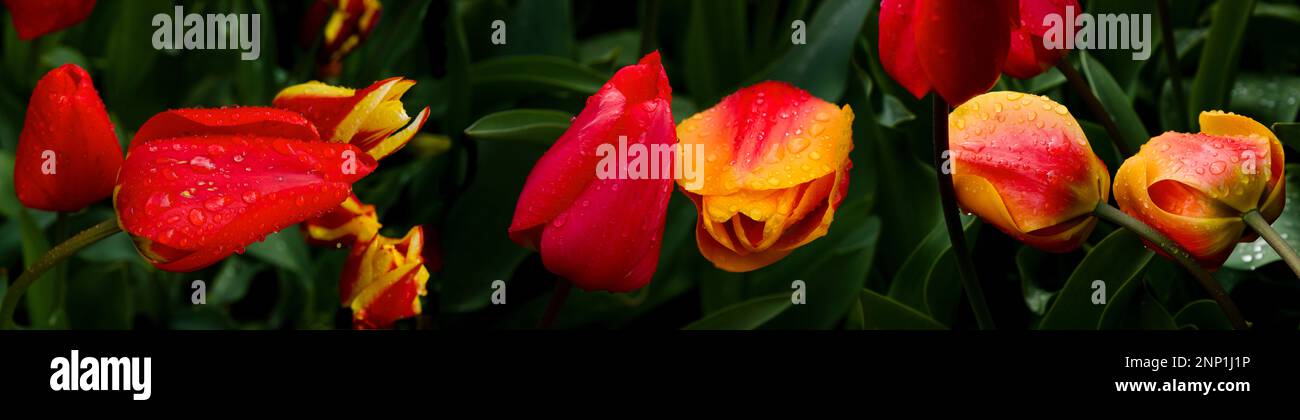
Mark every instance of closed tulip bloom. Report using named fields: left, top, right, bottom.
left=880, top=0, right=1013, bottom=104
left=340, top=225, right=429, bottom=329
left=949, top=92, right=1110, bottom=252
left=302, top=193, right=380, bottom=248
left=2, top=0, right=96, bottom=40
left=1003, top=0, right=1079, bottom=79
left=115, top=107, right=376, bottom=272
left=273, top=77, right=430, bottom=160
left=14, top=63, right=122, bottom=212
left=676, top=81, right=854, bottom=272
left=1115, top=111, right=1285, bottom=269
left=508, top=52, right=674, bottom=292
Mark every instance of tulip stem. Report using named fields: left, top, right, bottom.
left=1093, top=203, right=1248, bottom=329
left=933, top=96, right=995, bottom=330
left=1242, top=209, right=1300, bottom=279
left=0, top=219, right=121, bottom=330
left=1057, top=60, right=1132, bottom=157
left=537, top=279, right=572, bottom=329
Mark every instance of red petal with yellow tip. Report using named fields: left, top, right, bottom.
left=302, top=193, right=380, bottom=248
left=341, top=226, right=428, bottom=329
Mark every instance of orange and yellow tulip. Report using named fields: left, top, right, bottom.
left=676, top=81, right=854, bottom=272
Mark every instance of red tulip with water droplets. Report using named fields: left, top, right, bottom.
left=115, top=107, right=376, bottom=272
left=341, top=225, right=429, bottom=329
left=1115, top=111, right=1286, bottom=270
left=508, top=51, right=674, bottom=292
left=2, top=0, right=96, bottom=40
left=14, top=63, right=122, bottom=212
left=949, top=91, right=1110, bottom=252
left=273, top=77, right=429, bottom=161
left=676, top=81, right=854, bottom=272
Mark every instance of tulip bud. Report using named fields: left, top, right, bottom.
left=949, top=91, right=1110, bottom=252
left=299, top=0, right=381, bottom=76
left=508, top=52, right=674, bottom=292
left=1114, top=111, right=1286, bottom=269
left=14, top=63, right=122, bottom=212
left=340, top=225, right=429, bottom=329
left=115, top=108, right=376, bottom=272
left=273, top=77, right=430, bottom=161
left=676, top=81, right=854, bottom=272
left=2, top=0, right=96, bottom=40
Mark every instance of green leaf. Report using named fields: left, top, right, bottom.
left=1015, top=246, right=1075, bottom=317
left=683, top=0, right=748, bottom=105
left=104, top=0, right=170, bottom=123
left=1079, top=52, right=1150, bottom=153
left=1228, top=73, right=1300, bottom=124
left=464, top=109, right=573, bottom=145
left=1188, top=0, right=1256, bottom=130
left=1172, top=299, right=1233, bottom=330
left=578, top=30, right=639, bottom=69
left=1226, top=164, right=1300, bottom=270
left=499, top=0, right=574, bottom=58
left=887, top=214, right=976, bottom=325
left=0, top=151, right=19, bottom=218
left=1097, top=277, right=1178, bottom=330
left=1275, top=123, right=1300, bottom=152
left=66, top=262, right=133, bottom=329
left=759, top=212, right=881, bottom=329
left=471, top=55, right=606, bottom=96
left=356, top=0, right=431, bottom=81
left=683, top=294, right=791, bottom=330
left=245, top=229, right=310, bottom=277
left=763, top=0, right=872, bottom=102
left=852, top=288, right=946, bottom=330
left=18, top=208, right=61, bottom=329
left=210, top=258, right=264, bottom=306
left=1039, top=229, right=1154, bottom=329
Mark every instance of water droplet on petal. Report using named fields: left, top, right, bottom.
left=188, top=208, right=206, bottom=226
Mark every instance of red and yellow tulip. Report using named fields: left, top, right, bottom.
left=676, top=81, right=854, bottom=272
left=14, top=64, right=121, bottom=212
left=341, top=225, right=430, bottom=329
left=949, top=91, right=1110, bottom=252
left=115, top=107, right=376, bottom=272
left=299, top=0, right=381, bottom=76
left=1115, top=111, right=1286, bottom=269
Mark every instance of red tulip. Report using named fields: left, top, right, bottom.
left=340, top=225, right=429, bottom=329
left=14, top=63, right=121, bottom=212
left=115, top=107, right=376, bottom=272
left=272, top=77, right=430, bottom=161
left=880, top=0, right=1013, bottom=105
left=508, top=51, right=674, bottom=292
left=2, top=0, right=96, bottom=40
left=1003, top=0, right=1079, bottom=79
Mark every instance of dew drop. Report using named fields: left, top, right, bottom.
left=188, top=208, right=206, bottom=226
left=787, top=137, right=810, bottom=153
left=810, top=151, right=822, bottom=160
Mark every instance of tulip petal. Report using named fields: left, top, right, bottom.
left=342, top=226, right=428, bottom=329
left=131, top=107, right=320, bottom=149
left=303, top=193, right=380, bottom=248
left=1115, top=152, right=1246, bottom=269
left=675, top=81, right=853, bottom=197
left=1199, top=110, right=1287, bottom=219
left=879, top=0, right=931, bottom=99
left=116, top=135, right=376, bottom=272
left=1141, top=132, right=1273, bottom=214
left=914, top=0, right=1012, bottom=105
left=273, top=77, right=413, bottom=145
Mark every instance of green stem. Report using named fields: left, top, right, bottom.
left=1, top=219, right=121, bottom=330
left=1242, top=209, right=1300, bottom=279
left=1093, top=203, right=1247, bottom=329
left=639, top=0, right=662, bottom=56
left=1057, top=59, right=1132, bottom=157
left=933, top=96, right=995, bottom=330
